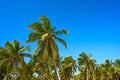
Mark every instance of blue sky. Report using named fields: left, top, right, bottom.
left=0, top=0, right=120, bottom=63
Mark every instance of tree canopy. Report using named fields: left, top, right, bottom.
left=0, top=16, right=120, bottom=80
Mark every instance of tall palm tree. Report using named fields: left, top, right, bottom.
left=0, top=40, right=31, bottom=80
left=26, top=16, right=68, bottom=80
left=77, top=52, right=96, bottom=80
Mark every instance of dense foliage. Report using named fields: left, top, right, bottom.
left=0, top=16, right=120, bottom=80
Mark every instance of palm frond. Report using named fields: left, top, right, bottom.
left=5, top=41, right=14, bottom=52
left=26, top=32, right=41, bottom=43
left=25, top=46, right=31, bottom=51
left=40, top=16, right=51, bottom=31
left=13, top=40, right=20, bottom=52
left=20, top=53, right=32, bottom=58
left=28, top=22, right=43, bottom=32
left=51, top=26, right=56, bottom=32
left=50, top=39, right=58, bottom=60
left=55, top=37, right=67, bottom=48
left=32, top=41, right=43, bottom=56
left=54, top=29, right=68, bottom=36
left=0, top=58, right=9, bottom=66
left=42, top=42, right=48, bottom=58
left=7, top=62, right=13, bottom=73
left=18, top=56, right=26, bottom=68
left=18, top=46, right=30, bottom=53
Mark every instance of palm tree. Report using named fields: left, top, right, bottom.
left=61, top=56, right=76, bottom=80
left=77, top=52, right=96, bottom=80
left=26, top=16, right=68, bottom=80
left=0, top=48, right=7, bottom=80
left=0, top=40, right=31, bottom=80
left=14, top=62, right=34, bottom=80
left=113, top=59, right=120, bottom=80
left=100, top=59, right=117, bottom=80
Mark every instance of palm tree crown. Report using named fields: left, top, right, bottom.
left=26, top=16, right=68, bottom=80
left=0, top=40, right=31, bottom=79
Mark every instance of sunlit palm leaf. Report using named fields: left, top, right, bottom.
left=13, top=40, right=20, bottom=52
left=18, top=46, right=30, bottom=53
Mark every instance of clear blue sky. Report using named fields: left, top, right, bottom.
left=0, top=0, right=120, bottom=63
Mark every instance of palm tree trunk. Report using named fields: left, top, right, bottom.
left=72, top=66, right=74, bottom=80
left=41, top=67, right=44, bottom=80
left=115, top=73, right=120, bottom=80
left=86, top=66, right=89, bottom=80
left=5, top=75, right=8, bottom=80
left=53, top=60, right=61, bottom=80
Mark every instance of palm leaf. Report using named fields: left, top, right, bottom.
left=5, top=42, right=14, bottom=52
left=54, top=29, right=68, bottom=36
left=42, top=42, right=48, bottom=59
left=50, top=39, right=58, bottom=60
left=55, top=37, right=67, bottom=48
left=26, top=32, right=41, bottom=42
left=51, top=26, right=56, bottom=32
left=0, top=58, right=9, bottom=66
left=18, top=46, right=30, bottom=53
left=7, top=62, right=13, bottom=73
left=13, top=40, right=20, bottom=53
left=32, top=41, right=43, bottom=56
left=18, top=55, right=26, bottom=68
left=40, top=16, right=51, bottom=31
left=28, top=22, right=43, bottom=32
left=20, top=53, right=32, bottom=58
left=0, top=48, right=7, bottom=55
